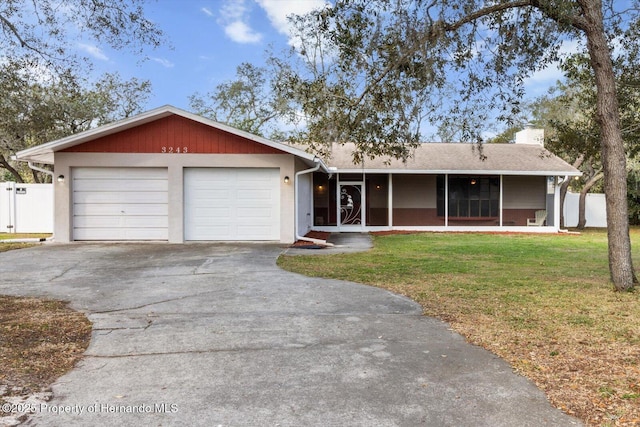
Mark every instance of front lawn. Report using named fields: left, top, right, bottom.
left=278, top=229, right=640, bottom=426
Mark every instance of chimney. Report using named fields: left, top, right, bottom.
left=514, top=124, right=544, bottom=147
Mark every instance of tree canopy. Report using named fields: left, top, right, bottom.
left=0, top=0, right=161, bottom=182
left=0, top=62, right=152, bottom=183
left=267, top=0, right=639, bottom=290
left=0, top=0, right=164, bottom=68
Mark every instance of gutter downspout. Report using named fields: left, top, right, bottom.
left=27, top=161, right=54, bottom=179
left=295, top=158, right=334, bottom=246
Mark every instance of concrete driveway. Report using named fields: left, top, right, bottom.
left=0, top=242, right=581, bottom=426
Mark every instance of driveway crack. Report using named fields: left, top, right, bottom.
left=92, top=296, right=192, bottom=314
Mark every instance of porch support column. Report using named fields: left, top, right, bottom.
left=499, top=175, right=504, bottom=227
left=444, top=174, right=449, bottom=228
left=362, top=171, right=367, bottom=228
left=388, top=174, right=393, bottom=227
left=336, top=173, right=341, bottom=230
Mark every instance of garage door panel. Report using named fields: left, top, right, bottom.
left=74, top=191, right=168, bottom=204
left=184, top=168, right=279, bottom=241
left=237, top=189, right=273, bottom=199
left=74, top=204, right=168, bottom=216
left=189, top=191, right=230, bottom=201
left=237, top=207, right=274, bottom=218
left=74, top=216, right=168, bottom=228
left=73, top=179, right=167, bottom=192
left=73, top=167, right=168, bottom=241
left=193, top=208, right=231, bottom=226
left=75, top=167, right=167, bottom=179
left=74, top=228, right=168, bottom=241
left=236, top=179, right=271, bottom=190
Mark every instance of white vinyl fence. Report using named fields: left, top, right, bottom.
left=563, top=192, right=607, bottom=228
left=0, top=182, right=53, bottom=234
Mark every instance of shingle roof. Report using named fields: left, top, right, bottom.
left=322, top=142, right=580, bottom=176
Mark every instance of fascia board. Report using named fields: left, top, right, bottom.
left=333, top=168, right=582, bottom=176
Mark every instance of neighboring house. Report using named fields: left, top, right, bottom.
left=14, top=105, right=580, bottom=243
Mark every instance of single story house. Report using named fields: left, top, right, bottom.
left=14, top=105, right=581, bottom=243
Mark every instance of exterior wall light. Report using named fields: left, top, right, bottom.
left=284, top=176, right=290, bottom=184
left=57, top=175, right=65, bottom=183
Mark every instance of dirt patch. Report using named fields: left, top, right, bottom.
left=0, top=296, right=92, bottom=424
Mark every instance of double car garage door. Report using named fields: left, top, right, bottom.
left=73, top=167, right=280, bottom=241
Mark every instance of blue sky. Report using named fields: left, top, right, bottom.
left=83, top=0, right=328, bottom=110
left=78, top=0, right=572, bottom=120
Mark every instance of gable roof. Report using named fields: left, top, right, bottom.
left=324, top=142, right=581, bottom=176
left=15, top=106, right=579, bottom=177
left=14, top=105, right=325, bottom=167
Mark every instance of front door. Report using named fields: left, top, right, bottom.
left=339, top=182, right=363, bottom=228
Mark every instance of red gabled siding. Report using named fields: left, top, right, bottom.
left=61, top=115, right=284, bottom=154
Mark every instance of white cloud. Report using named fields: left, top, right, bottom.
left=218, top=0, right=263, bottom=44
left=215, top=0, right=327, bottom=46
left=255, top=0, right=327, bottom=42
left=201, top=7, right=214, bottom=17
left=225, top=20, right=263, bottom=43
left=151, top=57, right=175, bottom=68
left=78, top=43, right=108, bottom=61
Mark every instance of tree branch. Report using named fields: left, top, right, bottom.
left=442, top=1, right=532, bottom=32
left=0, top=153, right=24, bottom=183
left=345, top=0, right=581, bottom=110
left=0, top=13, right=34, bottom=50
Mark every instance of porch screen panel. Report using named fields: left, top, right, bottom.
left=438, top=175, right=500, bottom=219
left=313, top=172, right=337, bottom=226
left=366, top=174, right=388, bottom=226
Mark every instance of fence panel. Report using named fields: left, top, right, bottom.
left=563, top=192, right=607, bottom=228
left=0, top=182, right=53, bottom=233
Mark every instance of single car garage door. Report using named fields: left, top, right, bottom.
left=184, top=168, right=280, bottom=241
left=73, top=167, right=168, bottom=240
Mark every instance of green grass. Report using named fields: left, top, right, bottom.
left=0, top=233, right=51, bottom=252
left=0, top=233, right=51, bottom=240
left=278, top=229, right=640, bottom=426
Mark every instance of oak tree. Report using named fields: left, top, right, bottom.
left=0, top=0, right=163, bottom=67
left=0, top=61, right=151, bottom=182
left=275, top=0, right=639, bottom=290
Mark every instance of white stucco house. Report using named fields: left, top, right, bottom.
left=14, top=105, right=581, bottom=243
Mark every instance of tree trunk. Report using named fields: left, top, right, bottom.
left=577, top=171, right=603, bottom=230
left=560, top=179, right=569, bottom=229
left=31, top=168, right=40, bottom=183
left=560, top=155, right=585, bottom=228
left=0, top=154, right=24, bottom=183
left=583, top=1, right=636, bottom=290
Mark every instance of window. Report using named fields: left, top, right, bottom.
left=437, top=176, right=499, bottom=218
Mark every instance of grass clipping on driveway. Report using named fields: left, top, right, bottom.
left=0, top=296, right=92, bottom=408
left=278, top=230, right=640, bottom=427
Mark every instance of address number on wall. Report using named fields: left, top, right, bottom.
left=161, top=146, right=189, bottom=153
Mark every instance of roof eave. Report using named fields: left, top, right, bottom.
left=332, top=168, right=582, bottom=176
left=14, top=105, right=320, bottom=165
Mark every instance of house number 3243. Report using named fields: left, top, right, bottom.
left=161, top=146, right=188, bottom=153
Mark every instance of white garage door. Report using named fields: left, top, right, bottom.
left=73, top=167, right=168, bottom=240
left=184, top=168, right=280, bottom=241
